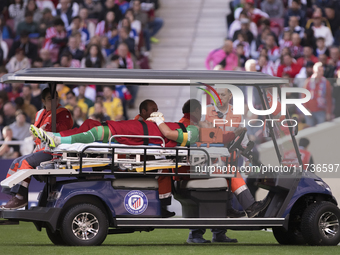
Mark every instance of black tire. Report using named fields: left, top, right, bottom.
left=60, top=203, right=109, bottom=246
left=301, top=201, right=340, bottom=246
left=46, top=227, right=66, bottom=245
left=273, top=226, right=305, bottom=245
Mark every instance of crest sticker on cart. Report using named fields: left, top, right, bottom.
left=124, top=190, right=148, bottom=215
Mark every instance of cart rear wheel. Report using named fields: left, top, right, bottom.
left=60, top=203, right=109, bottom=246
left=46, top=227, right=66, bottom=245
left=301, top=201, right=340, bottom=246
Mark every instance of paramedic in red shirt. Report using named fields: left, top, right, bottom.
left=1, top=88, right=73, bottom=210
left=303, top=62, right=332, bottom=126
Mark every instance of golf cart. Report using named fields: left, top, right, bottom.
left=0, top=68, right=339, bottom=246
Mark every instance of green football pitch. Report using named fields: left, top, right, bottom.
left=0, top=222, right=339, bottom=255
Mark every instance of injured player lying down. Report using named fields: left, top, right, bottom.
left=31, top=112, right=200, bottom=148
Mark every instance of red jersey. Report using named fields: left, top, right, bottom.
left=276, top=62, right=302, bottom=78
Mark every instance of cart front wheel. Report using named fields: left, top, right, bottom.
left=301, top=201, right=340, bottom=246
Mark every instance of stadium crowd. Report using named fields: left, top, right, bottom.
left=206, top=0, right=340, bottom=144
left=0, top=0, right=163, bottom=158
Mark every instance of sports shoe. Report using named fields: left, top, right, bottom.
left=245, top=196, right=271, bottom=218
left=0, top=196, right=28, bottom=210
left=212, top=236, right=238, bottom=243
left=150, top=37, right=159, bottom=43
left=227, top=207, right=246, bottom=218
left=39, top=128, right=57, bottom=148
left=161, top=207, right=176, bottom=218
left=187, top=237, right=211, bottom=243
left=30, top=125, right=43, bottom=140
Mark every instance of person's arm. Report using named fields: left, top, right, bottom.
left=205, top=50, right=214, bottom=70
left=0, top=143, right=9, bottom=156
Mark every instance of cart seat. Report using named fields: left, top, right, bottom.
left=179, top=178, right=228, bottom=191
left=112, top=178, right=158, bottom=190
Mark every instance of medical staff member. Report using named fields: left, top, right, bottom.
left=1, top=88, right=73, bottom=210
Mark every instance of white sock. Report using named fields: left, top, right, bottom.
left=15, top=194, right=23, bottom=200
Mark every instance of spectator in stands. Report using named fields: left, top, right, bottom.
left=99, top=0, right=122, bottom=23
left=60, top=51, right=81, bottom=68
left=81, top=0, right=102, bottom=20
left=79, top=7, right=96, bottom=38
left=6, top=48, right=31, bottom=73
left=7, top=82, right=21, bottom=102
left=284, top=0, right=306, bottom=28
left=257, top=55, right=275, bottom=76
left=303, top=62, right=332, bottom=126
left=0, top=1, right=10, bottom=18
left=120, top=17, right=139, bottom=46
left=31, top=58, right=43, bottom=68
left=290, top=33, right=303, bottom=59
left=65, top=90, right=88, bottom=117
left=16, top=11, right=39, bottom=37
left=81, top=43, right=105, bottom=68
left=9, top=110, right=30, bottom=140
left=95, top=11, right=117, bottom=37
left=234, top=0, right=269, bottom=25
left=0, top=67, right=9, bottom=92
left=102, top=85, right=123, bottom=121
left=43, top=18, right=68, bottom=51
left=284, top=16, right=304, bottom=38
left=77, top=85, right=94, bottom=109
left=228, top=10, right=257, bottom=40
left=324, top=2, right=340, bottom=36
left=25, top=0, right=43, bottom=24
left=30, top=83, right=42, bottom=110
left=205, top=39, right=238, bottom=70
left=39, top=48, right=53, bottom=67
left=297, top=46, right=318, bottom=67
left=0, top=15, right=14, bottom=40
left=114, top=26, right=135, bottom=55
left=22, top=84, right=41, bottom=114
left=101, top=36, right=114, bottom=58
left=0, top=36, right=8, bottom=66
left=116, top=42, right=134, bottom=69
left=319, top=54, right=335, bottom=78
left=62, top=35, right=84, bottom=61
left=333, top=69, right=340, bottom=118
left=295, top=60, right=315, bottom=87
left=125, top=8, right=141, bottom=37
left=277, top=53, right=301, bottom=78
left=233, top=33, right=250, bottom=58
left=315, top=37, right=329, bottom=57
left=72, top=105, right=84, bottom=127
left=0, top=126, right=20, bottom=159
left=88, top=101, right=110, bottom=122
left=68, top=16, right=90, bottom=45
left=3, top=102, right=16, bottom=125
left=307, top=9, right=333, bottom=47
left=329, top=46, right=340, bottom=72
left=279, top=30, right=293, bottom=52
left=301, top=28, right=316, bottom=50
left=236, top=43, right=247, bottom=68
left=232, top=17, right=254, bottom=45
left=14, top=96, right=36, bottom=123
left=132, top=0, right=151, bottom=54
left=38, top=8, right=54, bottom=37
left=8, top=31, right=38, bottom=60
left=52, top=0, right=77, bottom=30
left=250, top=26, right=271, bottom=59
left=57, top=83, right=70, bottom=105
left=36, top=0, right=55, bottom=13
left=265, top=34, right=280, bottom=62
left=260, top=0, right=284, bottom=18
left=8, top=0, right=26, bottom=29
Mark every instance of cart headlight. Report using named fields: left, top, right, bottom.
left=315, top=180, right=331, bottom=192
left=47, top=191, right=61, bottom=201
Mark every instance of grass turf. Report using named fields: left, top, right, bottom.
left=0, top=222, right=339, bottom=255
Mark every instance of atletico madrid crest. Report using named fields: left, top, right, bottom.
left=124, top=190, right=148, bottom=215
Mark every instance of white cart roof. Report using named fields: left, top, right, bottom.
left=1, top=68, right=288, bottom=86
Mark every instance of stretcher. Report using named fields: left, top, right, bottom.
left=1, top=135, right=235, bottom=190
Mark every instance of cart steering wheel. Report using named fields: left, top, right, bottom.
left=228, top=129, right=247, bottom=153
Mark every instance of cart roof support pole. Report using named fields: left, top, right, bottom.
left=48, top=82, right=57, bottom=132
